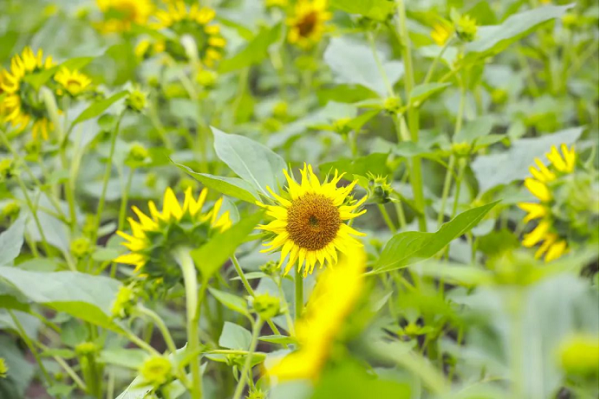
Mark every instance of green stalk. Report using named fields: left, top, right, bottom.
left=173, top=246, right=203, bottom=399
left=395, top=0, right=427, bottom=232
left=136, top=305, right=178, bottom=354
left=93, top=111, right=125, bottom=244
left=294, top=268, right=303, bottom=321
left=15, top=175, right=53, bottom=256
left=118, top=166, right=135, bottom=231
left=378, top=204, right=397, bottom=233
left=437, top=155, right=456, bottom=227
left=423, top=37, right=454, bottom=84
left=232, top=319, right=263, bottom=399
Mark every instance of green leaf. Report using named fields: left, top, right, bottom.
left=191, top=212, right=264, bottom=282
left=208, top=288, right=249, bottom=317
left=23, top=56, right=96, bottom=90
left=212, top=127, right=286, bottom=197
left=329, top=0, right=395, bottom=21
left=454, top=115, right=495, bottom=144
left=324, top=37, right=404, bottom=97
left=409, top=83, right=450, bottom=107
left=320, top=153, right=390, bottom=179
left=0, top=218, right=24, bottom=266
left=219, top=322, right=252, bottom=350
left=414, top=261, right=493, bottom=287
left=259, top=335, right=297, bottom=345
left=72, top=91, right=127, bottom=126
left=0, top=267, right=122, bottom=331
left=372, top=202, right=499, bottom=274
left=472, top=127, right=582, bottom=193
left=98, top=348, right=147, bottom=369
left=219, top=24, right=281, bottom=73
left=174, top=162, right=259, bottom=203
left=465, top=4, right=574, bottom=61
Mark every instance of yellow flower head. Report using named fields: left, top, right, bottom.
left=54, top=68, right=92, bottom=97
left=287, top=0, right=332, bottom=49
left=518, top=144, right=576, bottom=262
left=431, top=21, right=454, bottom=46
left=267, top=245, right=366, bottom=381
left=0, top=47, right=55, bottom=140
left=150, top=1, right=226, bottom=67
left=258, top=164, right=366, bottom=277
left=115, top=187, right=232, bottom=284
left=96, top=0, right=153, bottom=33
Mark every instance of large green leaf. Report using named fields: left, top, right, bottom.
left=472, top=127, right=582, bottom=193
left=208, top=288, right=249, bottom=317
left=219, top=24, right=281, bottom=73
left=329, top=0, right=395, bottom=21
left=324, top=37, right=403, bottom=97
left=191, top=211, right=264, bottom=282
left=0, top=267, right=122, bottom=331
left=212, top=127, right=286, bottom=197
left=174, top=162, right=259, bottom=203
left=0, top=218, right=24, bottom=266
left=219, top=322, right=252, bottom=350
left=371, top=202, right=499, bottom=274
left=465, top=4, right=573, bottom=61
left=409, top=83, right=450, bottom=107
left=72, top=91, right=127, bottom=126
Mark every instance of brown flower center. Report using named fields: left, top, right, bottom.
left=286, top=193, right=340, bottom=250
left=297, top=11, right=318, bottom=37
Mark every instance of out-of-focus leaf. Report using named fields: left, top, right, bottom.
left=320, top=153, right=390, bottom=179
left=409, top=83, right=451, bottom=107
left=0, top=267, right=122, bottom=331
left=191, top=211, right=264, bottom=282
left=72, top=91, right=127, bottom=126
left=219, top=322, right=252, bottom=350
left=330, top=0, right=395, bottom=21
left=472, top=127, right=582, bottom=193
left=324, top=37, right=404, bottom=97
left=23, top=56, right=96, bottom=90
left=454, top=115, right=495, bottom=144
left=175, top=162, right=260, bottom=203
left=208, top=288, right=249, bottom=317
left=98, top=348, right=147, bottom=369
left=0, top=218, right=24, bottom=266
left=219, top=24, right=281, bottom=73
left=464, top=5, right=574, bottom=61
left=212, top=127, right=286, bottom=197
left=372, top=202, right=499, bottom=274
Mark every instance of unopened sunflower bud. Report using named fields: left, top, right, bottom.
left=491, top=88, right=508, bottom=104
left=139, top=356, right=173, bottom=388
left=272, top=101, right=288, bottom=119
left=75, top=342, right=99, bottom=356
left=247, top=388, right=266, bottom=399
left=451, top=142, right=472, bottom=157
left=562, top=13, right=578, bottom=29
left=333, top=118, right=352, bottom=135
left=260, top=261, right=279, bottom=277
left=196, top=69, right=217, bottom=88
left=454, top=14, right=477, bottom=42
left=0, top=159, right=14, bottom=181
left=70, top=237, right=92, bottom=258
left=2, top=201, right=20, bottom=219
left=0, top=357, right=7, bottom=378
left=127, top=143, right=149, bottom=164
left=111, top=285, right=138, bottom=319
left=559, top=334, right=599, bottom=376
left=126, top=89, right=148, bottom=113
left=368, top=173, right=393, bottom=204
left=383, top=96, right=401, bottom=114
left=252, top=293, right=280, bottom=320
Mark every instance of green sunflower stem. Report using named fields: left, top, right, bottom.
left=294, top=267, right=304, bottom=322
left=232, top=318, right=263, bottom=399
left=173, top=246, right=203, bottom=399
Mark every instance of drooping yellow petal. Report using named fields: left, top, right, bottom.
left=522, top=220, right=551, bottom=247
left=524, top=178, right=552, bottom=202
left=517, top=202, right=548, bottom=223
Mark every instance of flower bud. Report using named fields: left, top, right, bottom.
left=75, top=342, right=99, bottom=356
left=559, top=334, right=599, bottom=377
left=246, top=388, right=266, bottom=399
left=2, top=201, right=21, bottom=219
left=454, top=14, right=478, bottom=42
left=139, top=356, right=173, bottom=388
left=383, top=96, right=401, bottom=114
left=252, top=293, right=281, bottom=320
left=196, top=69, right=217, bottom=88
left=272, top=101, right=289, bottom=119
left=127, top=142, right=149, bottom=164
left=333, top=118, right=352, bottom=135
left=126, top=89, right=148, bottom=113
left=111, top=285, right=138, bottom=319
left=368, top=173, right=393, bottom=204
left=70, top=237, right=92, bottom=258
left=0, top=357, right=7, bottom=378
left=0, top=159, right=14, bottom=182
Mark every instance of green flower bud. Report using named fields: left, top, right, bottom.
left=111, top=285, right=138, bottom=319
left=70, top=237, right=92, bottom=258
left=2, top=201, right=21, bottom=219
left=246, top=388, right=266, bottom=399
left=383, top=96, right=401, bottom=114
left=454, top=14, right=478, bottom=42
left=559, top=334, right=599, bottom=376
left=75, top=342, right=99, bottom=356
left=127, top=143, right=149, bottom=164
left=126, top=89, right=148, bottom=113
left=272, top=101, right=289, bottom=119
left=0, top=357, right=7, bottom=378
left=491, top=88, right=508, bottom=104
left=368, top=173, right=393, bottom=204
left=139, top=356, right=173, bottom=388
left=0, top=159, right=14, bottom=182
left=451, top=142, right=472, bottom=157
left=196, top=69, right=217, bottom=88
left=252, top=293, right=280, bottom=320
left=562, top=13, right=578, bottom=29
left=333, top=117, right=352, bottom=135
left=260, top=261, right=279, bottom=277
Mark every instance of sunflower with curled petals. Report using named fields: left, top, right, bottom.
left=95, top=0, right=153, bottom=33
left=287, top=0, right=332, bottom=49
left=150, top=1, right=226, bottom=67
left=0, top=47, right=55, bottom=140
left=518, top=144, right=577, bottom=262
left=115, top=187, right=232, bottom=286
left=54, top=68, right=92, bottom=97
left=258, top=164, right=366, bottom=277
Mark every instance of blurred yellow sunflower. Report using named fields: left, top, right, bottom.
left=518, top=144, right=576, bottom=262
left=0, top=47, right=54, bottom=140
left=115, top=187, right=232, bottom=283
left=287, top=0, right=331, bottom=49
left=54, top=68, right=92, bottom=97
left=431, top=21, right=454, bottom=46
left=267, top=245, right=366, bottom=381
left=96, top=0, right=153, bottom=33
left=151, top=1, right=226, bottom=67
left=258, top=164, right=366, bottom=277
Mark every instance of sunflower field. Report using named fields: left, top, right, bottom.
left=0, top=0, right=598, bottom=398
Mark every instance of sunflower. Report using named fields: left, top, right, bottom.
left=0, top=47, right=55, bottom=140
left=267, top=245, right=366, bottom=381
left=518, top=144, right=576, bottom=262
left=258, top=164, right=366, bottom=277
left=150, top=1, right=226, bottom=67
left=287, top=0, right=332, bottom=49
left=431, top=21, right=454, bottom=46
left=115, top=187, right=232, bottom=285
left=96, top=0, right=153, bottom=33
left=54, top=68, right=92, bottom=97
